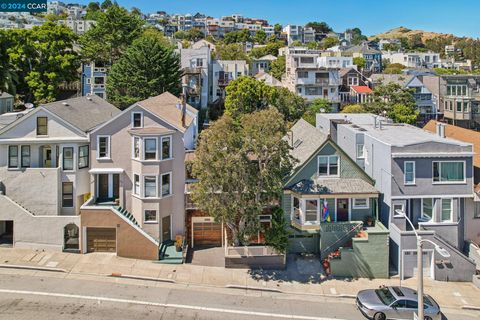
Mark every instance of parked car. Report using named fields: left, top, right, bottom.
left=356, top=286, right=441, bottom=320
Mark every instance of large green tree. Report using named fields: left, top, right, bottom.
left=270, top=55, right=286, bottom=80
left=305, top=21, right=332, bottom=34
left=191, top=108, right=293, bottom=246
left=303, top=98, right=331, bottom=125
left=5, top=23, right=79, bottom=104
left=215, top=42, right=249, bottom=61
left=106, top=35, right=182, bottom=109
left=253, top=30, right=267, bottom=45
left=0, top=31, right=18, bottom=95
left=79, top=4, right=144, bottom=64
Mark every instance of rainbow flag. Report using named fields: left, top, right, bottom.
left=322, top=200, right=330, bottom=222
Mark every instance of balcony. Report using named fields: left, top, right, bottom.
left=183, top=67, right=202, bottom=74
left=218, top=78, right=231, bottom=87
left=93, top=84, right=105, bottom=89
left=413, top=93, right=432, bottom=101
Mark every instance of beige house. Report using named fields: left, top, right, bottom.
left=80, top=92, right=198, bottom=260
left=0, top=96, right=120, bottom=251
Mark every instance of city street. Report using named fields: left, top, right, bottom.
left=0, top=271, right=479, bottom=320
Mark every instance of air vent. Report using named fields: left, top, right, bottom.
left=293, top=139, right=303, bottom=148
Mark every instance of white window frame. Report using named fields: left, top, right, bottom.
left=353, top=198, right=369, bottom=209
left=356, top=144, right=365, bottom=159
left=143, top=137, right=158, bottom=161
left=62, top=146, right=75, bottom=171
left=432, top=160, right=466, bottom=184
left=8, top=145, right=18, bottom=169
left=440, top=198, right=453, bottom=222
left=131, top=111, right=143, bottom=128
left=132, top=136, right=141, bottom=160
left=304, top=199, right=320, bottom=224
left=133, top=174, right=140, bottom=196
left=317, top=155, right=340, bottom=177
left=393, top=203, right=405, bottom=215
left=144, top=210, right=158, bottom=224
left=143, top=175, right=158, bottom=198
left=161, top=135, right=173, bottom=160
left=97, top=135, right=111, bottom=159
left=421, top=198, right=434, bottom=221
left=404, top=161, right=416, bottom=185
left=161, top=172, right=172, bottom=198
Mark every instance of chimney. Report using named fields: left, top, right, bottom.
left=181, top=84, right=188, bottom=127
left=373, top=115, right=378, bottom=128
left=436, top=122, right=446, bottom=138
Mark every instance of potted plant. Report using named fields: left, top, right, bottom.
left=365, top=216, right=374, bottom=227
left=175, top=235, right=183, bottom=252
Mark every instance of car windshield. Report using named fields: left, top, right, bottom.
left=375, top=288, right=396, bottom=305
left=424, top=296, right=434, bottom=307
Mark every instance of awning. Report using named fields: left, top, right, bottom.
left=88, top=168, right=124, bottom=174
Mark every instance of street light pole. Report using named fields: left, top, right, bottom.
left=417, top=236, right=424, bottom=320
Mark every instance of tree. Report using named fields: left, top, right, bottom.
left=348, top=27, right=368, bottom=45
left=254, top=30, right=267, bottom=45
left=224, top=29, right=252, bottom=44
left=265, top=207, right=290, bottom=254
left=305, top=21, right=332, bottom=34
left=388, top=104, right=419, bottom=124
left=320, top=36, right=339, bottom=49
left=215, top=43, right=249, bottom=61
left=100, top=0, right=113, bottom=9
left=341, top=104, right=366, bottom=113
left=306, top=42, right=319, bottom=50
left=249, top=41, right=284, bottom=58
left=274, top=23, right=282, bottom=34
left=173, top=30, right=187, bottom=40
left=185, top=28, right=205, bottom=42
left=384, top=63, right=406, bottom=74
left=366, top=83, right=418, bottom=123
left=142, top=28, right=171, bottom=48
left=353, top=57, right=366, bottom=69
left=5, top=23, right=79, bottom=104
left=0, top=31, right=18, bottom=95
left=267, top=87, right=307, bottom=122
left=84, top=2, right=103, bottom=21
left=270, top=55, right=286, bottom=80
left=79, top=4, right=144, bottom=64
left=131, top=7, right=143, bottom=17
left=291, top=40, right=303, bottom=47
left=87, top=2, right=100, bottom=12
left=383, top=43, right=401, bottom=51
left=106, top=35, right=182, bottom=109
left=191, top=108, right=293, bottom=246
left=303, top=98, right=331, bottom=125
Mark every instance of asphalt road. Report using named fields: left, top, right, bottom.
left=0, top=271, right=478, bottom=320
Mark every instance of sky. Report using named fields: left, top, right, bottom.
left=75, top=0, right=480, bottom=38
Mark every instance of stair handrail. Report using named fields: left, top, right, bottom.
left=432, top=233, right=476, bottom=266
left=322, top=222, right=364, bottom=258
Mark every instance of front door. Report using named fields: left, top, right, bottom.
left=42, top=146, right=52, bottom=168
left=98, top=174, right=109, bottom=200
left=337, top=199, right=349, bottom=221
left=162, top=215, right=171, bottom=242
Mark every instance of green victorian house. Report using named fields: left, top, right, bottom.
left=282, top=119, right=389, bottom=278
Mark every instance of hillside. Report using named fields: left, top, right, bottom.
left=369, top=26, right=458, bottom=42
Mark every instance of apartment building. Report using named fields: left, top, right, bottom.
left=80, top=92, right=198, bottom=260
left=81, top=62, right=108, bottom=99
left=283, top=48, right=341, bottom=106
left=0, top=96, right=120, bottom=251
left=211, top=60, right=249, bottom=101
left=342, top=45, right=382, bottom=73
left=58, top=18, right=95, bottom=35
left=382, top=51, right=441, bottom=69
left=438, top=75, right=480, bottom=129
left=316, top=113, right=477, bottom=281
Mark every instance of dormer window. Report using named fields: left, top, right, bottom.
left=132, top=112, right=143, bottom=128
left=37, top=117, right=48, bottom=135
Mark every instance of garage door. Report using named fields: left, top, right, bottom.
left=193, top=221, right=222, bottom=247
left=402, top=250, right=433, bottom=279
left=87, top=228, right=116, bottom=253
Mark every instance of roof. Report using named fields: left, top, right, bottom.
left=136, top=92, right=198, bottom=133
left=41, top=95, right=121, bottom=133
left=424, top=120, right=480, bottom=168
left=351, top=86, right=373, bottom=94
left=0, top=92, right=13, bottom=99
left=370, top=74, right=414, bottom=87
left=255, top=54, right=277, bottom=61
left=255, top=72, right=282, bottom=87
left=128, top=127, right=175, bottom=136
left=0, top=109, right=34, bottom=130
left=286, top=178, right=379, bottom=195
left=344, top=44, right=381, bottom=55
left=339, top=67, right=358, bottom=78
left=287, top=119, right=328, bottom=168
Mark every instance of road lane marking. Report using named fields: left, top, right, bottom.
left=0, top=288, right=346, bottom=320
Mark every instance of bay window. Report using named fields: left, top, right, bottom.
left=161, top=172, right=171, bottom=197
left=144, top=176, right=157, bottom=198
left=78, top=145, right=89, bottom=169
left=318, top=155, right=339, bottom=176
left=144, top=138, right=157, bottom=160
left=133, top=137, right=140, bottom=159
left=441, top=199, right=453, bottom=222
left=293, top=197, right=301, bottom=221
left=161, top=136, right=172, bottom=160
left=305, top=199, right=318, bottom=222
left=433, top=161, right=465, bottom=183
left=421, top=198, right=433, bottom=221
left=133, top=174, right=140, bottom=196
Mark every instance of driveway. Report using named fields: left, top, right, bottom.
left=186, top=246, right=225, bottom=267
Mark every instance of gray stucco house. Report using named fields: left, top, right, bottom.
left=282, top=119, right=389, bottom=278
left=316, top=113, right=477, bottom=281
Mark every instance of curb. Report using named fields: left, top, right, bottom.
left=462, top=305, right=480, bottom=311
left=225, top=284, right=283, bottom=293
left=0, top=264, right=67, bottom=273
left=109, top=273, right=176, bottom=284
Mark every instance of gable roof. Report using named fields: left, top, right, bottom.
left=41, top=95, right=121, bottom=133
left=424, top=120, right=480, bottom=168
left=0, top=92, right=13, bottom=99
left=370, top=73, right=414, bottom=88
left=344, top=44, right=381, bottom=55
left=287, top=178, right=378, bottom=195
left=256, top=54, right=277, bottom=61
left=351, top=86, right=373, bottom=94
left=136, top=92, right=198, bottom=133
left=287, top=119, right=328, bottom=169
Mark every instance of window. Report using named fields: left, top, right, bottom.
left=457, top=101, right=462, bottom=112
left=78, top=145, right=89, bottom=169
left=8, top=146, right=18, bottom=168
left=97, top=136, right=110, bottom=159
left=474, top=202, right=480, bottom=219
left=133, top=174, right=140, bottom=195
left=422, top=198, right=433, bottom=221
left=196, top=58, right=203, bottom=67
left=318, top=155, right=339, bottom=176
left=63, top=147, right=74, bottom=170
left=356, top=144, right=364, bottom=159
left=161, top=173, right=171, bottom=197
left=144, top=138, right=157, bottom=160
left=297, top=71, right=308, bottom=78
left=36, top=117, right=48, bottom=135
left=348, top=76, right=359, bottom=86
left=132, top=112, right=143, bottom=128
left=62, top=182, right=73, bottom=207
left=441, top=198, right=453, bottom=222
left=21, top=146, right=30, bottom=168
left=353, top=198, right=369, bottom=209
left=404, top=161, right=415, bottom=185
left=393, top=203, right=404, bottom=215
left=133, top=137, right=140, bottom=159
left=305, top=199, right=318, bottom=222
left=433, top=161, right=465, bottom=183
left=144, top=176, right=157, bottom=198
left=144, top=210, right=157, bottom=223
left=161, top=136, right=172, bottom=160
left=293, top=197, right=301, bottom=220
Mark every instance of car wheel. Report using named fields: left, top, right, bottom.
left=373, top=312, right=386, bottom=320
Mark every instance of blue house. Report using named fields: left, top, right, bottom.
left=81, top=62, right=108, bottom=99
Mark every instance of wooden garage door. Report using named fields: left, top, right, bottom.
left=193, top=222, right=222, bottom=247
left=87, top=228, right=116, bottom=253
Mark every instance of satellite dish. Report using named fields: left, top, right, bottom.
left=25, top=103, right=34, bottom=109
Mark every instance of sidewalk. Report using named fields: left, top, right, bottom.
left=0, top=247, right=479, bottom=310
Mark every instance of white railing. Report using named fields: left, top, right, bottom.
left=225, top=245, right=279, bottom=257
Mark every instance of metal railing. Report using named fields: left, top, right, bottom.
left=321, top=222, right=363, bottom=258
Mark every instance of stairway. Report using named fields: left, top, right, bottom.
left=320, top=222, right=364, bottom=259
left=113, top=206, right=139, bottom=227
